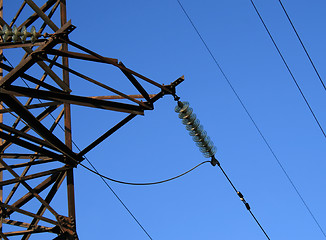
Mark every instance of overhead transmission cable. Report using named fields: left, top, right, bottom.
left=1, top=55, right=154, bottom=240
left=277, top=0, right=326, bottom=91
left=76, top=152, right=154, bottom=240
left=80, top=161, right=210, bottom=186
left=249, top=0, right=326, bottom=138
left=176, top=0, right=326, bottom=238
left=249, top=1, right=326, bottom=237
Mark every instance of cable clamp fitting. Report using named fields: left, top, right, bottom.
left=237, top=191, right=251, bottom=210
left=210, top=156, right=220, bottom=166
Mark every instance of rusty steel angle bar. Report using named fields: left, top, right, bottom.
left=39, top=0, right=60, bottom=34
left=1, top=105, right=59, bottom=152
left=0, top=159, right=61, bottom=218
left=90, top=94, right=156, bottom=100
left=49, top=107, right=64, bottom=133
left=0, top=62, right=63, bottom=92
left=63, top=38, right=173, bottom=93
left=18, top=0, right=58, bottom=29
left=0, top=202, right=58, bottom=226
left=5, top=173, right=61, bottom=215
left=0, top=131, right=63, bottom=161
left=24, top=0, right=59, bottom=31
left=0, top=93, right=81, bottom=164
left=40, top=55, right=151, bottom=108
left=0, top=230, right=9, bottom=240
left=9, top=2, right=27, bottom=28
left=0, top=123, right=61, bottom=152
left=3, top=219, right=49, bottom=231
left=78, top=76, right=184, bottom=156
left=4, top=228, right=54, bottom=237
left=0, top=51, right=35, bottom=87
left=0, top=159, right=56, bottom=171
left=4, top=85, right=145, bottom=115
left=79, top=114, right=136, bottom=156
left=119, top=61, right=151, bottom=102
left=0, top=16, right=7, bottom=29
left=46, top=49, right=118, bottom=64
left=4, top=158, right=35, bottom=205
left=0, top=102, right=61, bottom=114
left=0, top=41, right=46, bottom=50
left=24, top=48, right=71, bottom=92
left=22, top=172, right=66, bottom=240
left=0, top=154, right=49, bottom=159
left=0, top=166, right=69, bottom=187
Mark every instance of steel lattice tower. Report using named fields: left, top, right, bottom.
left=0, top=1, right=182, bottom=239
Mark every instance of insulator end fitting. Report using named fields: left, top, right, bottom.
left=210, top=156, right=220, bottom=166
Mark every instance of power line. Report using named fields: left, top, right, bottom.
left=79, top=155, right=154, bottom=240
left=249, top=1, right=326, bottom=237
left=80, top=161, right=210, bottom=185
left=82, top=153, right=271, bottom=239
left=249, top=0, right=326, bottom=139
left=210, top=157, right=270, bottom=239
left=2, top=55, right=154, bottom=240
left=176, top=0, right=326, bottom=238
left=277, top=0, right=326, bottom=91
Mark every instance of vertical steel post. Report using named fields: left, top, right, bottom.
left=60, top=0, right=76, bottom=222
left=0, top=1, right=3, bottom=238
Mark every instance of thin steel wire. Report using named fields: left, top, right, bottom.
left=80, top=161, right=210, bottom=185
left=277, top=0, right=326, bottom=91
left=176, top=0, right=325, bottom=238
left=249, top=1, right=326, bottom=236
left=215, top=162, right=271, bottom=240
left=249, top=0, right=326, bottom=138
left=80, top=156, right=154, bottom=240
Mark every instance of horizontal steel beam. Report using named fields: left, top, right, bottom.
left=0, top=167, right=69, bottom=187
left=4, top=85, right=145, bottom=115
left=46, top=49, right=118, bottom=64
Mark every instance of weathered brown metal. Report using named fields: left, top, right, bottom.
left=1, top=105, right=60, bottom=152
left=38, top=55, right=151, bottom=107
left=0, top=202, right=58, bottom=225
left=0, top=1, right=3, bottom=238
left=46, top=49, right=118, bottom=64
left=0, top=1, right=183, bottom=239
left=0, top=102, right=61, bottom=114
left=0, top=62, right=63, bottom=92
left=3, top=86, right=146, bottom=114
left=90, top=94, right=156, bottom=100
left=3, top=219, right=49, bottom=231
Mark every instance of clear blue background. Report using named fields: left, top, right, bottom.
left=4, top=0, right=326, bottom=239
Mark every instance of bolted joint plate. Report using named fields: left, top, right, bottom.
left=55, top=215, right=79, bottom=240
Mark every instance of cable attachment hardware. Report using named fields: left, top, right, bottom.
left=210, top=155, right=220, bottom=166
left=237, top=191, right=251, bottom=210
left=175, top=101, right=217, bottom=158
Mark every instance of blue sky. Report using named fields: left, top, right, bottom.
left=4, top=0, right=326, bottom=239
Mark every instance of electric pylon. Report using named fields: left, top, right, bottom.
left=0, top=1, right=182, bottom=239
